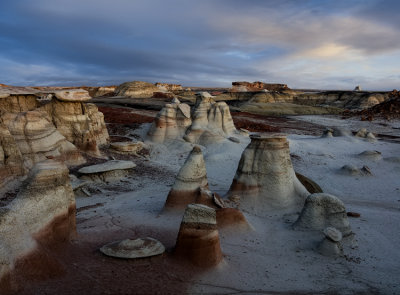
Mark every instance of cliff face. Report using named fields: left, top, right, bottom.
left=0, top=88, right=109, bottom=184
left=232, top=81, right=290, bottom=92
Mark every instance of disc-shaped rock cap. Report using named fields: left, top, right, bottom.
left=78, top=160, right=136, bottom=174
left=323, top=227, right=342, bottom=242
left=100, top=237, right=165, bottom=259
left=182, top=204, right=217, bottom=225
left=54, top=89, right=92, bottom=102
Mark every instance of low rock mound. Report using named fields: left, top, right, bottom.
left=293, top=193, right=352, bottom=236
left=78, top=160, right=136, bottom=182
left=100, top=237, right=165, bottom=259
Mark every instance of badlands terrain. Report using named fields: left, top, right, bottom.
left=0, top=81, right=399, bottom=294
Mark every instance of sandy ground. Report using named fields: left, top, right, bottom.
left=18, top=108, right=400, bottom=294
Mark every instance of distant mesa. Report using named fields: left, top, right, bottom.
left=155, top=82, right=183, bottom=92
left=227, top=133, right=309, bottom=214
left=115, top=81, right=159, bottom=98
left=231, top=81, right=290, bottom=92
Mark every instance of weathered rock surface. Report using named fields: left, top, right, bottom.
left=164, top=146, right=209, bottom=210
left=174, top=204, right=222, bottom=267
left=147, top=99, right=192, bottom=143
left=100, top=237, right=165, bottom=259
left=227, top=134, right=309, bottom=214
left=2, top=111, right=85, bottom=170
left=0, top=160, right=76, bottom=288
left=183, top=92, right=237, bottom=144
left=357, top=150, right=382, bottom=161
left=293, top=193, right=352, bottom=236
left=53, top=89, right=91, bottom=102
left=115, top=81, right=159, bottom=98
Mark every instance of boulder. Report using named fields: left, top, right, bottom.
left=100, top=237, right=165, bottom=259
left=147, top=99, right=192, bottom=143
left=293, top=193, right=352, bottom=236
left=227, top=134, right=309, bottom=214
left=164, top=146, right=209, bottom=210
left=115, top=81, right=159, bottom=98
left=174, top=204, right=222, bottom=267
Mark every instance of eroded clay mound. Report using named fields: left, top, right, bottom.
left=227, top=134, right=309, bottom=214
left=293, top=193, right=352, bottom=236
left=115, top=81, right=159, bottom=98
left=0, top=160, right=76, bottom=286
left=174, top=204, right=222, bottom=267
left=147, top=98, right=191, bottom=143
left=164, top=146, right=209, bottom=210
left=184, top=92, right=237, bottom=144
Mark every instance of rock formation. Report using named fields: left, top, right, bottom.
left=227, top=134, right=309, bottom=214
left=183, top=92, right=237, bottom=145
left=115, top=81, right=159, bottom=98
left=147, top=98, right=191, bottom=143
left=110, top=141, right=146, bottom=154
left=232, top=81, right=290, bottom=92
left=100, top=237, right=165, bottom=259
left=293, top=193, right=352, bottom=236
left=164, top=146, right=209, bottom=210
left=174, top=204, right=222, bottom=267
left=0, top=160, right=76, bottom=290
left=354, top=85, right=361, bottom=91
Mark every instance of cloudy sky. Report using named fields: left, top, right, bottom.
left=0, top=0, right=399, bottom=89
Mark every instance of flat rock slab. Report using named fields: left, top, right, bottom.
left=54, top=89, right=92, bottom=102
left=100, top=237, right=165, bottom=259
left=78, top=160, right=136, bottom=174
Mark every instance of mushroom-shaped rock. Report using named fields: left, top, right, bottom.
left=100, top=237, right=165, bottom=259
left=174, top=204, right=222, bottom=267
left=78, top=160, right=136, bottom=182
left=183, top=92, right=237, bottom=145
left=317, top=227, right=343, bottom=257
left=164, top=146, right=209, bottom=210
left=227, top=134, right=309, bottom=214
left=293, top=193, right=352, bottom=236
left=54, top=89, right=91, bottom=102
left=147, top=100, right=192, bottom=143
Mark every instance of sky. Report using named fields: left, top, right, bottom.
left=0, top=0, right=399, bottom=90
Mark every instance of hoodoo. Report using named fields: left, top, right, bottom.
left=174, top=204, right=223, bottom=267
left=183, top=92, right=237, bottom=145
left=164, top=146, right=209, bottom=210
left=227, top=134, right=309, bottom=214
left=147, top=98, right=191, bottom=143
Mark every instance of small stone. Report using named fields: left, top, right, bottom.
left=228, top=136, right=240, bottom=143
left=100, top=237, right=165, bottom=259
left=361, top=165, right=372, bottom=175
left=323, top=227, right=342, bottom=242
left=347, top=212, right=361, bottom=218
